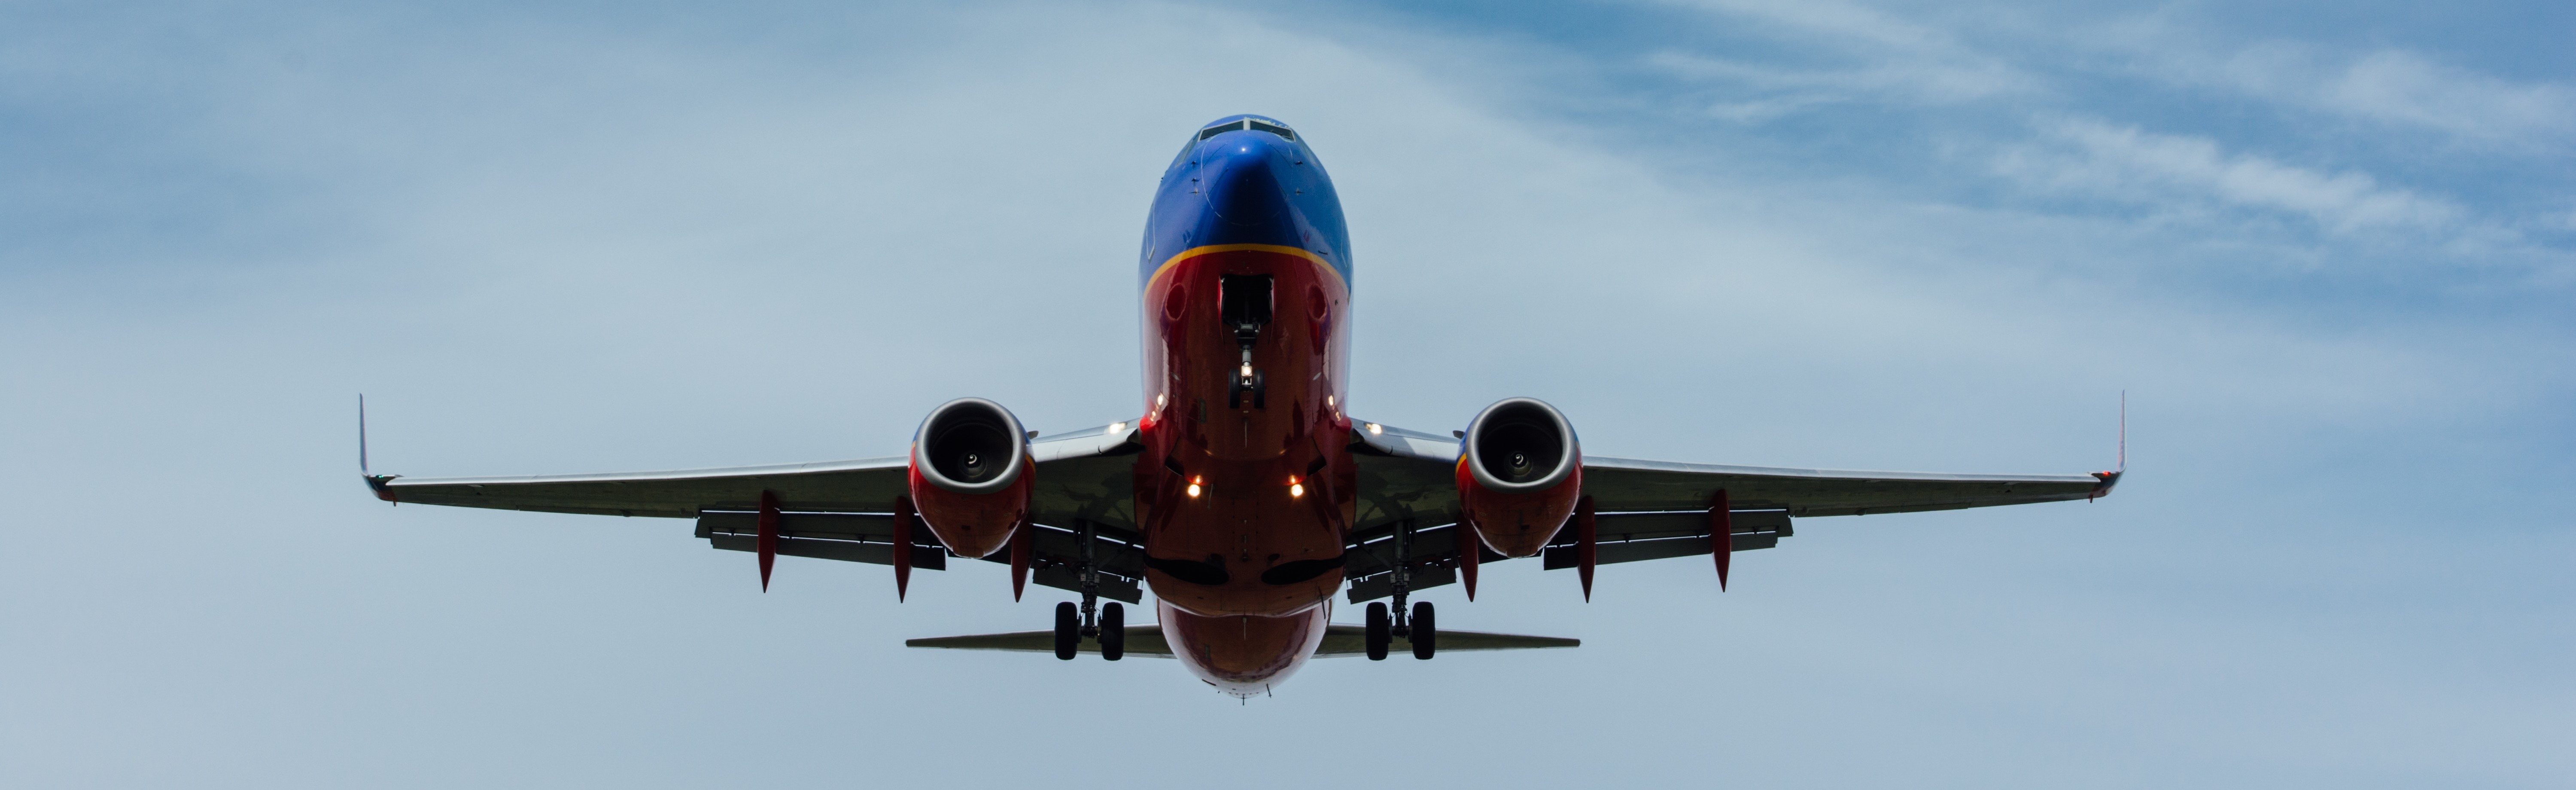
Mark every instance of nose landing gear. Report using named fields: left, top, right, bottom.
left=1220, top=274, right=1272, bottom=410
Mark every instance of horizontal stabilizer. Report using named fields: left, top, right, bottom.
left=909, top=626, right=1176, bottom=658
left=904, top=624, right=1577, bottom=658
left=1313, top=625, right=1577, bottom=657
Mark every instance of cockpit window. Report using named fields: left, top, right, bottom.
left=1198, top=120, right=1245, bottom=140
left=1196, top=119, right=1296, bottom=142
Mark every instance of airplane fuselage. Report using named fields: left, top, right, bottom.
left=1133, top=116, right=1355, bottom=693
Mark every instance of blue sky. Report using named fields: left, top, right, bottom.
left=1, top=1, right=2568, bottom=787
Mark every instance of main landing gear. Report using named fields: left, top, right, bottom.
left=1364, top=601, right=1437, bottom=661
left=1364, top=519, right=1438, bottom=661
left=1054, top=601, right=1125, bottom=661
left=1054, top=519, right=1125, bottom=661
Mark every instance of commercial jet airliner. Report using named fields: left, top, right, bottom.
left=364, top=114, right=2119, bottom=697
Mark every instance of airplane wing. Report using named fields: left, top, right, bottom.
left=367, top=422, right=1150, bottom=601
left=1341, top=420, right=2119, bottom=602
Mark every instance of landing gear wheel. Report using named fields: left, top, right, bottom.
left=1053, top=601, right=1079, bottom=660
left=1364, top=602, right=1390, bottom=661
left=1099, top=601, right=1125, bottom=661
left=1411, top=601, right=1436, bottom=660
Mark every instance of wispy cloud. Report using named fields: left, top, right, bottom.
left=2099, top=26, right=2576, bottom=153
left=2305, top=49, right=2575, bottom=145
left=1645, top=49, right=2027, bottom=112
left=1995, top=118, right=2466, bottom=235
left=1641, top=0, right=2038, bottom=111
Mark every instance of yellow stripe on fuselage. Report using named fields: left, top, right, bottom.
left=1147, top=244, right=1345, bottom=293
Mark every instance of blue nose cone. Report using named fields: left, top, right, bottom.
left=1202, top=132, right=1291, bottom=230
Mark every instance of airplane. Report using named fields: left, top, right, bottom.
left=362, top=113, right=2120, bottom=697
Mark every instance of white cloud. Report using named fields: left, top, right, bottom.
left=1645, top=49, right=2027, bottom=111
left=2314, top=50, right=2576, bottom=146
left=1673, top=0, right=1962, bottom=55
left=2121, top=34, right=2576, bottom=151
left=1641, top=0, right=2038, bottom=107
left=1996, top=118, right=2466, bottom=234
left=1647, top=2, right=2576, bottom=153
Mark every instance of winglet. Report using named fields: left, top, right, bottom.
left=2090, top=392, right=2124, bottom=502
left=360, top=394, right=398, bottom=502
left=2089, top=470, right=2121, bottom=500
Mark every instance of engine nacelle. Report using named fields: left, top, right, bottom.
left=1455, top=397, right=1581, bottom=558
left=907, top=397, right=1031, bottom=559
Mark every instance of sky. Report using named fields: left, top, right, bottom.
left=1, top=0, right=2569, bottom=787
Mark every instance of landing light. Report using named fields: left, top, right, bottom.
left=1366, top=423, right=1382, bottom=435
left=1188, top=475, right=1204, bottom=498
left=1288, top=476, right=1304, bottom=499
left=1107, top=421, right=1126, bottom=434
left=1241, top=364, right=1253, bottom=378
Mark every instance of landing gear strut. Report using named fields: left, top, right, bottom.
left=1053, top=519, right=1125, bottom=662
left=1364, top=519, right=1437, bottom=661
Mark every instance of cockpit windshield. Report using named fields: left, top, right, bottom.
left=1196, top=119, right=1296, bottom=142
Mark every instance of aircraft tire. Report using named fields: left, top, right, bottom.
left=1365, top=602, right=1390, bottom=661
left=1100, top=602, right=1125, bottom=661
left=1411, top=601, right=1436, bottom=660
left=1054, top=601, right=1078, bottom=660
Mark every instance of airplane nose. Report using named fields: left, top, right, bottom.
left=1202, top=134, right=1290, bottom=228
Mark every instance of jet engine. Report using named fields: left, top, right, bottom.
left=906, top=397, right=1031, bottom=558
left=1455, top=397, right=1582, bottom=558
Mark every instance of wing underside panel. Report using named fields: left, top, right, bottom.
left=696, top=511, right=1147, bottom=603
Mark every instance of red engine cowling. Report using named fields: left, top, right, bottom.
left=1455, top=397, right=1581, bottom=558
left=907, top=397, right=1031, bottom=559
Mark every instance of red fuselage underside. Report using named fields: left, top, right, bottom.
left=1135, top=245, right=1352, bottom=692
